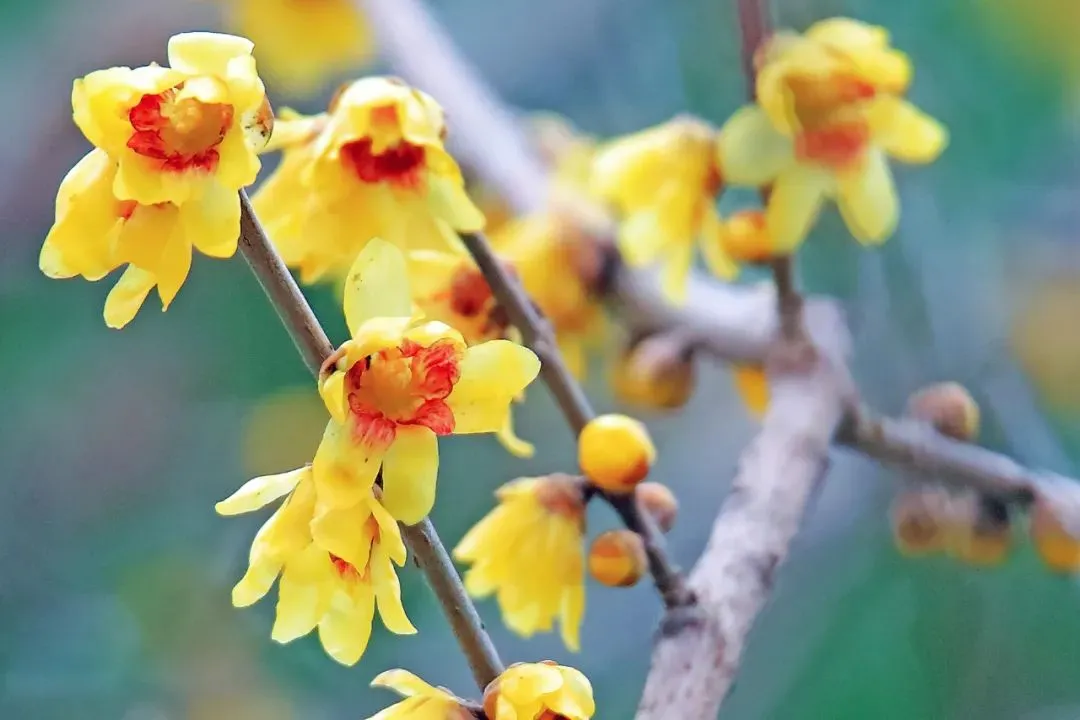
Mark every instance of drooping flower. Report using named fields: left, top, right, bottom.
left=72, top=32, right=268, bottom=207
left=222, top=0, right=375, bottom=96
left=718, top=18, right=947, bottom=251
left=40, top=149, right=242, bottom=328
left=364, top=670, right=473, bottom=720
left=454, top=475, right=587, bottom=650
left=216, top=467, right=416, bottom=666
left=483, top=661, right=595, bottom=720
left=253, top=77, right=483, bottom=284
left=591, top=116, right=736, bottom=303
left=315, top=239, right=540, bottom=523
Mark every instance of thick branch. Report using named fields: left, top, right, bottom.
left=237, top=191, right=504, bottom=689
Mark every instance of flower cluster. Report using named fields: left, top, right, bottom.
left=41, top=32, right=272, bottom=327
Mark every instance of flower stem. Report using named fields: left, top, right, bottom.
left=460, top=232, right=696, bottom=608
left=237, top=191, right=504, bottom=689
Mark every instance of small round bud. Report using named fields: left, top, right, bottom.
left=948, top=495, right=1011, bottom=567
left=610, top=338, right=695, bottom=412
left=1030, top=490, right=1080, bottom=574
left=588, top=530, right=647, bottom=587
left=890, top=488, right=947, bottom=557
left=636, top=482, right=678, bottom=533
left=721, top=210, right=773, bottom=264
left=905, top=382, right=980, bottom=441
left=578, top=414, right=656, bottom=493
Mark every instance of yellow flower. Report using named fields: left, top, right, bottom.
left=216, top=467, right=416, bottom=666
left=315, top=239, right=540, bottom=523
left=72, top=32, right=268, bottom=207
left=492, top=212, right=605, bottom=378
left=591, top=116, right=736, bottom=303
left=718, top=18, right=947, bottom=251
left=40, top=149, right=241, bottom=328
left=483, top=661, right=595, bottom=720
left=454, top=475, right=587, bottom=651
left=253, top=77, right=484, bottom=283
left=222, top=0, right=375, bottom=97
left=364, top=670, right=473, bottom=720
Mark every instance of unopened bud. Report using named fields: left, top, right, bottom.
left=588, top=530, right=647, bottom=587
left=890, top=488, right=949, bottom=557
left=578, top=414, right=656, bottom=493
left=636, top=482, right=678, bottom=533
left=721, top=210, right=773, bottom=264
left=906, top=382, right=980, bottom=441
left=947, top=495, right=1011, bottom=567
left=1030, top=483, right=1080, bottom=574
left=611, top=336, right=695, bottom=411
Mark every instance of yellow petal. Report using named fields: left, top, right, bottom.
left=380, top=425, right=439, bottom=525
left=765, top=164, right=832, bottom=253
left=447, top=341, right=541, bottom=434
left=617, top=209, right=669, bottom=267
left=215, top=125, right=263, bottom=191
left=551, top=666, right=596, bottom=718
left=733, top=365, right=770, bottom=419
left=312, top=421, right=385, bottom=508
left=344, top=238, right=414, bottom=337
left=371, top=545, right=417, bottom=634
left=868, top=96, right=948, bottom=165
left=370, top=497, right=408, bottom=565
left=659, top=243, right=694, bottom=305
left=836, top=148, right=898, bottom=244
left=318, top=587, right=376, bottom=666
left=183, top=183, right=241, bottom=258
left=72, top=65, right=183, bottom=155
left=717, top=105, right=794, bottom=186
left=42, top=149, right=122, bottom=280
left=153, top=227, right=193, bottom=310
left=310, top=501, right=376, bottom=571
left=104, top=265, right=156, bottom=329
left=698, top=203, right=739, bottom=281
left=113, top=153, right=194, bottom=206
left=319, top=371, right=348, bottom=425
left=167, top=32, right=255, bottom=78
left=370, top=669, right=443, bottom=698
left=560, top=582, right=585, bottom=652
left=272, top=543, right=334, bottom=643
left=495, top=411, right=535, bottom=458
left=231, top=556, right=281, bottom=608
left=425, top=174, right=486, bottom=232
left=216, top=466, right=307, bottom=515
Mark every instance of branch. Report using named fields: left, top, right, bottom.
left=237, top=191, right=504, bottom=689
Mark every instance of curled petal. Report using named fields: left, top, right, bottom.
left=104, top=265, right=156, bottom=329
left=216, top=466, right=307, bottom=515
left=371, top=545, right=417, bottom=635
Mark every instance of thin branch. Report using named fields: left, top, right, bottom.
left=460, top=232, right=694, bottom=609
left=237, top=191, right=504, bottom=689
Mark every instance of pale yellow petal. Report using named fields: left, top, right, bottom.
left=717, top=105, right=794, bottom=186
left=765, top=164, right=832, bottom=253
left=370, top=498, right=408, bottom=565
left=319, top=371, right=348, bottom=425
left=104, top=265, right=156, bottom=329
left=184, top=182, right=241, bottom=258
left=659, top=243, right=694, bottom=305
left=425, top=174, right=486, bottom=232
left=370, top=669, right=444, bottom=698
left=344, top=238, right=414, bottom=337
left=617, top=209, right=669, bottom=267
left=560, top=582, right=586, bottom=652
left=380, top=425, right=439, bottom=525
left=312, top=421, right=385, bottom=508
left=310, top=502, right=376, bottom=571
left=167, top=32, right=255, bottom=78
left=371, top=546, right=417, bottom=634
left=318, top=587, right=376, bottom=666
left=216, top=466, right=307, bottom=515
left=271, top=543, right=334, bottom=643
left=446, top=341, right=541, bottom=434
left=868, top=96, right=948, bottom=165
left=698, top=203, right=738, bottom=280
left=836, top=148, right=898, bottom=244
left=495, top=411, right=535, bottom=458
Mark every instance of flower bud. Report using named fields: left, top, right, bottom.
left=890, top=488, right=948, bottom=557
left=1030, top=485, right=1080, bottom=574
left=947, top=495, right=1011, bottom=567
left=636, top=482, right=678, bottom=533
left=578, top=414, right=656, bottom=493
left=588, top=530, right=647, bottom=587
left=610, top=337, right=695, bottom=412
left=721, top=210, right=773, bottom=264
left=905, top=382, right=980, bottom=441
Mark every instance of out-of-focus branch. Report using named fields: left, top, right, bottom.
left=237, top=192, right=505, bottom=690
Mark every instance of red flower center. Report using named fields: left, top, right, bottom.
left=795, top=120, right=870, bottom=170
left=339, top=105, right=426, bottom=188
left=448, top=266, right=495, bottom=318
left=127, top=81, right=234, bottom=173
left=345, top=338, right=462, bottom=447
left=330, top=554, right=361, bottom=580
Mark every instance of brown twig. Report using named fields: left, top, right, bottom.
left=460, top=232, right=694, bottom=609
left=237, top=191, right=504, bottom=690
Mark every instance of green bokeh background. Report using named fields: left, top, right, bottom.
left=2, top=0, right=1080, bottom=718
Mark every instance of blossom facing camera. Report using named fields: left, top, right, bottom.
left=578, top=414, right=656, bottom=493
left=592, top=116, right=736, bottom=303
left=363, top=670, right=473, bottom=720
left=315, top=239, right=540, bottom=523
left=454, top=475, right=587, bottom=650
left=483, top=661, right=596, bottom=720
left=254, top=77, right=484, bottom=283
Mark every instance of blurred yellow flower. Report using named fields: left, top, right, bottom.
left=483, top=661, right=595, bottom=720
left=454, top=475, right=586, bottom=651
left=253, top=77, right=483, bottom=283
left=493, top=212, right=605, bottom=378
left=40, top=149, right=240, bottom=328
left=216, top=467, right=415, bottom=666
left=223, top=0, right=375, bottom=97
left=364, top=669, right=473, bottom=720
left=316, top=240, right=540, bottom=523
left=592, top=117, right=735, bottom=303
left=72, top=32, right=267, bottom=207
left=718, top=18, right=946, bottom=251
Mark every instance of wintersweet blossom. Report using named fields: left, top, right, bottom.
left=315, top=239, right=540, bottom=523
left=454, top=475, right=587, bottom=650
left=364, top=670, right=472, bottom=720
left=483, top=661, right=596, bottom=720
left=254, top=77, right=483, bottom=283
left=718, top=18, right=947, bottom=251
left=73, top=32, right=268, bottom=206
left=40, top=150, right=241, bottom=328
left=223, top=0, right=374, bottom=96
left=592, top=116, right=736, bottom=303
left=215, top=467, right=415, bottom=666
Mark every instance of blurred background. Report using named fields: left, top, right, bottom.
left=4, top=0, right=1080, bottom=717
